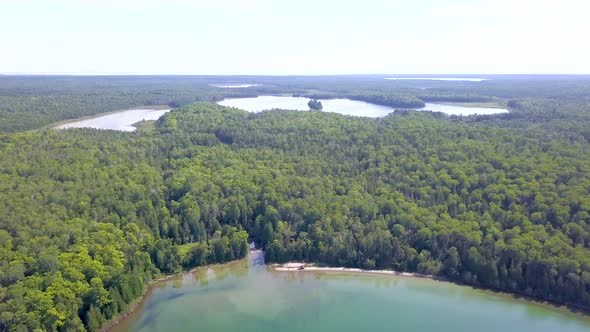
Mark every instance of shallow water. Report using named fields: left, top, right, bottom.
left=54, top=108, right=171, bottom=132
left=217, top=96, right=508, bottom=116
left=113, top=251, right=590, bottom=332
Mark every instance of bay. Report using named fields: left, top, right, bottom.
left=114, top=251, right=590, bottom=332
left=54, top=108, right=171, bottom=132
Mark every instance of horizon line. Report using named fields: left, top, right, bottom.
left=2, top=73, right=590, bottom=77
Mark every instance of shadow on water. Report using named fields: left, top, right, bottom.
left=145, top=291, right=186, bottom=310
left=134, top=311, right=159, bottom=332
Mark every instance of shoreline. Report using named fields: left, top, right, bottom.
left=101, top=253, right=256, bottom=332
left=99, top=273, right=177, bottom=332
left=104, top=254, right=590, bottom=331
left=43, top=104, right=171, bottom=131
left=271, top=262, right=435, bottom=279
left=271, top=261, right=590, bottom=316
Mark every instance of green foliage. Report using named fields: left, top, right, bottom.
left=307, top=99, right=323, bottom=110
left=0, top=127, right=250, bottom=331
left=158, top=103, right=590, bottom=310
left=2, top=76, right=590, bottom=331
left=0, top=76, right=259, bottom=132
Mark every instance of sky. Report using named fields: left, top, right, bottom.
left=0, top=0, right=589, bottom=75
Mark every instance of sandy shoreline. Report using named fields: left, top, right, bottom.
left=271, top=262, right=434, bottom=279
left=271, top=262, right=590, bottom=316
left=104, top=253, right=590, bottom=331
left=46, top=105, right=170, bottom=130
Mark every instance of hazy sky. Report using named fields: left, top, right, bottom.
left=1, top=0, right=588, bottom=75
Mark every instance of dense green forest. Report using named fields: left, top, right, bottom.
left=4, top=75, right=588, bottom=133
left=1, top=76, right=590, bottom=331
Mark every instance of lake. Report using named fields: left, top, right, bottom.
left=217, top=96, right=508, bottom=116
left=385, top=77, right=489, bottom=82
left=210, top=84, right=261, bottom=88
left=54, top=108, right=171, bottom=132
left=52, top=97, right=507, bottom=133
left=113, top=251, right=590, bottom=332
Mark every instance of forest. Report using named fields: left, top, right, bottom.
left=5, top=75, right=588, bottom=133
left=1, top=76, right=590, bottom=331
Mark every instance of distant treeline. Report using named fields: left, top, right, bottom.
left=1, top=77, right=590, bottom=331
left=4, top=75, right=590, bottom=133
left=298, top=92, right=425, bottom=108
left=0, top=76, right=260, bottom=132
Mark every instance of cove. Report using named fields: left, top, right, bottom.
left=217, top=96, right=508, bottom=116
left=112, top=251, right=590, bottom=332
left=54, top=108, right=171, bottom=132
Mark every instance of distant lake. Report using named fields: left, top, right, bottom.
left=210, top=84, right=261, bottom=88
left=53, top=96, right=508, bottom=133
left=422, top=103, right=508, bottom=115
left=113, top=251, right=590, bottom=332
left=385, top=77, right=489, bottom=82
left=54, top=108, right=171, bottom=132
left=217, top=96, right=508, bottom=116
left=218, top=96, right=394, bottom=117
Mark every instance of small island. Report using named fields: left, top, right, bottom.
left=307, top=99, right=323, bottom=111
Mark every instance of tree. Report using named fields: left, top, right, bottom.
left=307, top=99, right=323, bottom=111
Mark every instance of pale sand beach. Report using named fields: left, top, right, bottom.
left=271, top=262, right=434, bottom=279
